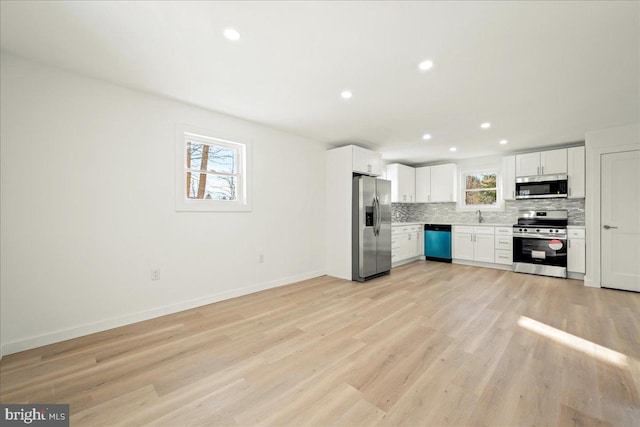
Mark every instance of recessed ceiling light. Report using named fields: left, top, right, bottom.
left=418, top=60, right=434, bottom=71
left=449, top=147, right=457, bottom=152
left=341, top=90, right=352, bottom=100
left=500, top=139, right=508, bottom=145
left=422, top=133, right=432, bottom=140
left=223, top=28, right=241, bottom=41
left=481, top=122, right=491, bottom=129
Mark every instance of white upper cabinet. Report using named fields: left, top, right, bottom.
left=352, top=146, right=382, bottom=176
left=502, top=155, right=516, bottom=200
left=430, top=164, right=457, bottom=202
left=415, top=163, right=457, bottom=203
left=540, top=149, right=568, bottom=175
left=567, top=146, right=585, bottom=198
left=415, top=166, right=431, bottom=202
left=516, top=152, right=540, bottom=177
left=386, top=163, right=416, bottom=203
left=516, top=148, right=567, bottom=176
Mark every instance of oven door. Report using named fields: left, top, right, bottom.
left=513, top=235, right=567, bottom=267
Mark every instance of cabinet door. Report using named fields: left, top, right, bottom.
left=540, top=148, right=567, bottom=175
left=454, top=233, right=474, bottom=260
left=414, top=231, right=423, bottom=256
left=516, top=152, right=540, bottom=177
left=370, top=152, right=383, bottom=176
left=353, top=146, right=382, bottom=176
left=403, top=233, right=413, bottom=260
left=386, top=164, right=401, bottom=202
left=415, top=167, right=431, bottom=202
left=567, top=146, right=585, bottom=198
left=567, top=238, right=586, bottom=273
left=398, top=165, right=416, bottom=202
left=474, top=234, right=495, bottom=263
left=431, top=164, right=457, bottom=202
left=502, top=155, right=516, bottom=200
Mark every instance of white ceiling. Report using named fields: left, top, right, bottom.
left=1, top=1, right=638, bottom=165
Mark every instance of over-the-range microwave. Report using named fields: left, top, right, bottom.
left=515, top=174, right=568, bottom=199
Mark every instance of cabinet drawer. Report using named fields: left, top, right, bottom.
left=568, top=228, right=585, bottom=239
left=410, top=225, right=423, bottom=232
left=495, top=249, right=513, bottom=265
left=495, top=227, right=513, bottom=236
left=455, top=226, right=474, bottom=234
left=495, top=237, right=513, bottom=250
left=474, top=226, right=494, bottom=235
left=392, top=238, right=400, bottom=250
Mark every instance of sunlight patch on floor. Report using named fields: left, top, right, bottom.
left=517, top=316, right=629, bottom=367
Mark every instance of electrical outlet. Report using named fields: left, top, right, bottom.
left=259, top=254, right=264, bottom=263
left=151, top=269, right=161, bottom=281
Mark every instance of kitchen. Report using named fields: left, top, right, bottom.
left=1, top=1, right=639, bottom=426
left=327, top=140, right=634, bottom=284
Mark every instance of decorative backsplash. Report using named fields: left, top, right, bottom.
left=392, top=198, right=585, bottom=225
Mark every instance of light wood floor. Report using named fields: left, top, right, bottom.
left=1, top=261, right=639, bottom=426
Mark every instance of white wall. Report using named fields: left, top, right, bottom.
left=0, top=54, right=327, bottom=356
left=584, top=123, right=639, bottom=288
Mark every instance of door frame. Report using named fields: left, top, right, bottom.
left=585, top=124, right=639, bottom=288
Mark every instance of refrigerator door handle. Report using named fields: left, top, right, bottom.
left=374, top=196, right=380, bottom=236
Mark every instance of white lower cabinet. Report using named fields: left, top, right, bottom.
left=453, top=226, right=495, bottom=263
left=494, top=227, right=513, bottom=265
left=567, top=228, right=586, bottom=274
left=392, top=225, right=424, bottom=265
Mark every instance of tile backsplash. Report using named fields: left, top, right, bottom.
left=392, top=198, right=585, bottom=225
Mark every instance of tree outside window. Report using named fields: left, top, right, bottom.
left=186, top=141, right=238, bottom=201
left=464, top=173, right=497, bottom=206
left=176, top=126, right=251, bottom=212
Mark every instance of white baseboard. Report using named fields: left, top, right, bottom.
left=583, top=276, right=600, bottom=288
left=1, top=269, right=326, bottom=357
left=452, top=259, right=514, bottom=271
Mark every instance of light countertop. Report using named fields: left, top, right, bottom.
left=392, top=222, right=513, bottom=227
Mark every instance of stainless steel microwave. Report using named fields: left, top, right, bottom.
left=515, top=174, right=568, bottom=199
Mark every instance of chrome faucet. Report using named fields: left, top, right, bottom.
left=476, top=210, right=484, bottom=223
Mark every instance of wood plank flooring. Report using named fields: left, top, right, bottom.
left=1, top=261, right=639, bottom=426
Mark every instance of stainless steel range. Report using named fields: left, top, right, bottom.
left=513, top=210, right=568, bottom=278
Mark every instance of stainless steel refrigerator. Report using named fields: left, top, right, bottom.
left=352, top=176, right=392, bottom=282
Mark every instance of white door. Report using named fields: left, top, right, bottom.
left=516, top=152, right=540, bottom=176
left=540, top=148, right=568, bottom=175
left=415, top=167, right=431, bottom=203
left=431, top=164, right=456, bottom=202
left=601, top=150, right=640, bottom=292
left=502, top=155, right=516, bottom=200
left=474, top=234, right=495, bottom=263
left=453, top=233, right=474, bottom=260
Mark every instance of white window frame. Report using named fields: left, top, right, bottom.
left=457, top=167, right=503, bottom=211
left=175, top=124, right=251, bottom=212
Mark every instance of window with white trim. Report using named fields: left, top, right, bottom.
left=176, top=126, right=251, bottom=211
left=457, top=168, right=503, bottom=211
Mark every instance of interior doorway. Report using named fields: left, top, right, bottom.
left=600, top=150, right=640, bottom=291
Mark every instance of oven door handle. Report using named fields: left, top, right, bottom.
left=513, top=234, right=567, bottom=241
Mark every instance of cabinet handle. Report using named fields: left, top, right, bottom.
left=541, top=165, right=544, bottom=174
left=568, top=240, right=571, bottom=248
left=512, top=190, right=515, bottom=199
left=568, top=187, right=571, bottom=197
left=537, top=166, right=540, bottom=175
